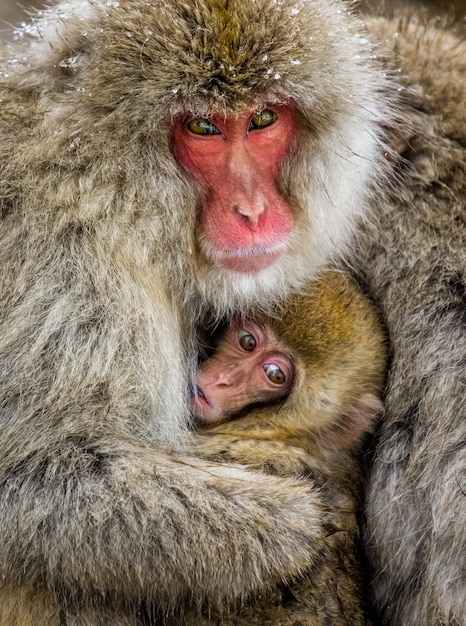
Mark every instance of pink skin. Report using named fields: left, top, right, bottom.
left=172, top=105, right=297, bottom=273
left=191, top=319, right=293, bottom=423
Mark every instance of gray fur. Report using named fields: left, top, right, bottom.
left=354, top=16, right=466, bottom=626
left=0, top=0, right=388, bottom=622
left=0, top=0, right=464, bottom=624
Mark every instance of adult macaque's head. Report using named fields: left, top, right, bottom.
left=160, top=0, right=389, bottom=311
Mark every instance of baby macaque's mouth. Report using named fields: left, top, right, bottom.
left=196, top=386, right=212, bottom=408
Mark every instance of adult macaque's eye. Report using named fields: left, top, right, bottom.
left=249, top=109, right=277, bottom=130
left=187, top=118, right=221, bottom=135
left=263, top=362, right=286, bottom=384
left=238, top=329, right=257, bottom=351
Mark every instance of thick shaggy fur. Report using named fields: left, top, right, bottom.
left=353, top=16, right=466, bottom=626
left=0, top=0, right=464, bottom=624
left=0, top=1, right=389, bottom=623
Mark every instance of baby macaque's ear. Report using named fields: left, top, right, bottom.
left=320, top=394, right=384, bottom=450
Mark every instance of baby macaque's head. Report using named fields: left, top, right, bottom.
left=190, top=317, right=294, bottom=423
left=191, top=274, right=387, bottom=451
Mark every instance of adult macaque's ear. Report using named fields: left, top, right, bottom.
left=320, top=394, right=384, bottom=451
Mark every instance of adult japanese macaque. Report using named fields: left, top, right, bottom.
left=0, top=0, right=464, bottom=624
left=188, top=271, right=386, bottom=625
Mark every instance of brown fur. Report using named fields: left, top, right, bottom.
left=179, top=271, right=387, bottom=625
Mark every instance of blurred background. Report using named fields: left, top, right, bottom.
left=1, top=0, right=465, bottom=40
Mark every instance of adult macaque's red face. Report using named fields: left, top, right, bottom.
left=172, top=106, right=297, bottom=274
left=191, top=319, right=293, bottom=422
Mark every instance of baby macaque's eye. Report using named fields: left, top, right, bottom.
left=238, top=329, right=256, bottom=351
left=263, top=363, right=286, bottom=385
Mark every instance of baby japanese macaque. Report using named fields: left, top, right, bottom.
left=193, top=271, right=387, bottom=454
left=188, top=271, right=387, bottom=625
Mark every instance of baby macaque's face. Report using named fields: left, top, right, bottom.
left=191, top=318, right=293, bottom=423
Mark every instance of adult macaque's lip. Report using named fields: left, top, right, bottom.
left=217, top=250, right=282, bottom=273
left=203, top=239, right=288, bottom=274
